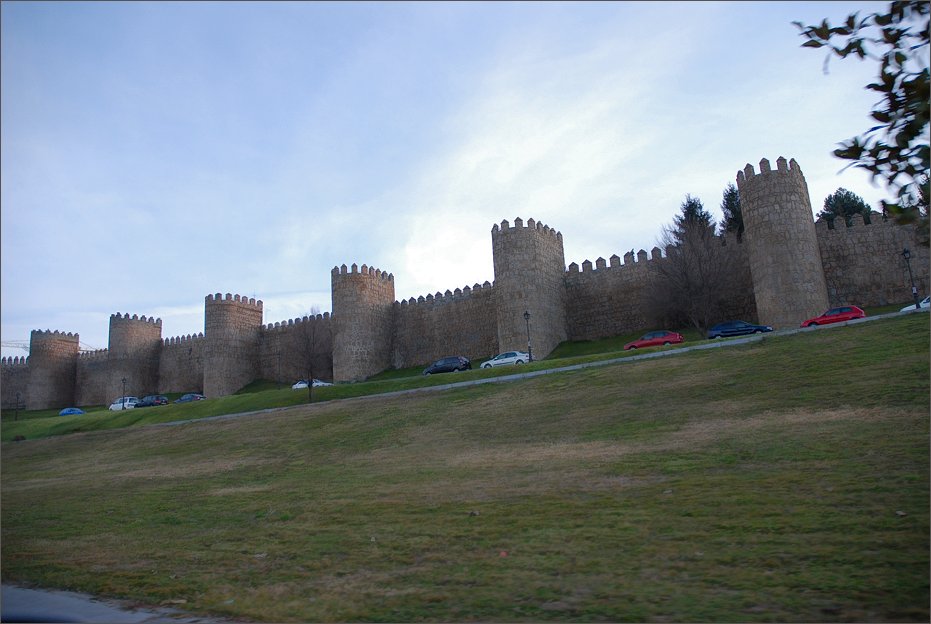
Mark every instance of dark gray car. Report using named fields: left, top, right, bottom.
left=423, top=356, right=471, bottom=375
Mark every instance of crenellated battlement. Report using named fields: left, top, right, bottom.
left=1, top=356, right=29, bottom=367
left=204, top=293, right=263, bottom=309
left=813, top=211, right=892, bottom=232
left=264, top=313, right=330, bottom=332
left=491, top=217, right=563, bottom=242
left=330, top=263, right=395, bottom=282
left=567, top=247, right=668, bottom=275
left=395, top=281, right=495, bottom=308
left=77, top=348, right=108, bottom=362
left=30, top=329, right=80, bottom=341
left=109, top=313, right=162, bottom=326
left=163, top=333, right=205, bottom=346
left=735, top=156, right=805, bottom=188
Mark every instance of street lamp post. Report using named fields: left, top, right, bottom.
left=121, top=377, right=127, bottom=410
left=523, top=311, right=533, bottom=362
left=902, top=248, right=920, bottom=309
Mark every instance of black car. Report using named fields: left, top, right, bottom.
left=175, top=393, right=206, bottom=403
left=707, top=320, right=773, bottom=339
left=423, top=356, right=471, bottom=376
left=136, top=394, right=169, bottom=408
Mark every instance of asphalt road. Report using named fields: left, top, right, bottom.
left=1, top=584, right=233, bottom=623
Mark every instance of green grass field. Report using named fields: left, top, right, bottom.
left=1, top=314, right=928, bottom=622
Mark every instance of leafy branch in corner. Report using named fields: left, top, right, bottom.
left=793, top=1, right=929, bottom=244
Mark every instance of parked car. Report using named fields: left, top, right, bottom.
left=108, top=396, right=139, bottom=411
left=136, top=394, right=169, bottom=408
left=423, top=356, right=472, bottom=375
left=174, top=393, right=206, bottom=403
left=900, top=296, right=930, bottom=312
left=707, top=320, right=773, bottom=339
left=480, top=351, right=530, bottom=368
left=291, top=379, right=333, bottom=389
left=624, top=330, right=684, bottom=350
left=800, top=305, right=866, bottom=327
left=58, top=407, right=85, bottom=416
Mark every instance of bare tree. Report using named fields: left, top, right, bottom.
left=300, top=306, right=333, bottom=403
left=647, top=222, right=748, bottom=334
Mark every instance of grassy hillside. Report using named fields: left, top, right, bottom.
left=1, top=314, right=928, bottom=622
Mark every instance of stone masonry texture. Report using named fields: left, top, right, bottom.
left=737, top=157, right=830, bottom=329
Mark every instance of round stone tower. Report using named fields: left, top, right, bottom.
left=108, top=313, right=162, bottom=399
left=737, top=157, right=829, bottom=328
left=331, top=264, right=395, bottom=382
left=204, top=293, right=263, bottom=397
left=491, top=217, right=568, bottom=359
left=27, top=329, right=80, bottom=410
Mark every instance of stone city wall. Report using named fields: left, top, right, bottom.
left=738, top=157, right=829, bottom=328
left=0, top=356, right=30, bottom=410
left=565, top=250, right=655, bottom=341
left=107, top=313, right=163, bottom=400
left=392, top=282, right=498, bottom=369
left=75, top=349, right=109, bottom=406
left=492, top=218, right=568, bottom=359
left=8, top=157, right=929, bottom=407
left=204, top=294, right=263, bottom=398
left=331, top=264, right=395, bottom=382
left=816, top=213, right=929, bottom=307
left=159, top=333, right=206, bottom=394
left=258, top=314, right=333, bottom=386
left=26, top=330, right=79, bottom=410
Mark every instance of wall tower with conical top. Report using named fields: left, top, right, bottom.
left=737, top=157, right=829, bottom=328
left=203, top=293, right=263, bottom=397
left=331, top=264, right=395, bottom=382
left=491, top=218, right=568, bottom=359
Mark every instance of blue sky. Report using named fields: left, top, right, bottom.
left=1, top=1, right=894, bottom=357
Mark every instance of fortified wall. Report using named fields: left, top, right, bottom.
left=2, top=156, right=927, bottom=409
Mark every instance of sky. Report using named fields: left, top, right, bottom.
left=1, top=0, right=897, bottom=358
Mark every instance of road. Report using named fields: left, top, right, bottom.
left=1, top=584, right=235, bottom=623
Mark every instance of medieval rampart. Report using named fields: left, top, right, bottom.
left=816, top=213, right=929, bottom=307
left=6, top=156, right=928, bottom=407
left=258, top=314, right=332, bottom=386
left=565, top=250, right=656, bottom=341
left=392, top=282, right=498, bottom=369
left=737, top=157, right=829, bottom=328
left=26, top=330, right=79, bottom=410
left=1, top=356, right=30, bottom=410
left=331, top=264, right=395, bottom=382
left=107, top=313, right=162, bottom=400
left=75, top=349, right=109, bottom=406
left=160, top=333, right=206, bottom=394
left=204, top=294, right=263, bottom=398
left=492, top=218, right=568, bottom=359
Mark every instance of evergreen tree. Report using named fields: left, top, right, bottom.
left=673, top=194, right=714, bottom=243
left=818, top=187, right=872, bottom=225
left=718, top=183, right=743, bottom=240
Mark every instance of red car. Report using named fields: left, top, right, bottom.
left=624, top=330, right=685, bottom=350
left=800, top=305, right=866, bottom=328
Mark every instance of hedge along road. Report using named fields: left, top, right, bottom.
left=152, top=309, right=922, bottom=430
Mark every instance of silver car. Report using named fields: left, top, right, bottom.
left=900, top=296, right=930, bottom=312
left=108, top=396, right=139, bottom=411
left=480, top=351, right=530, bottom=369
